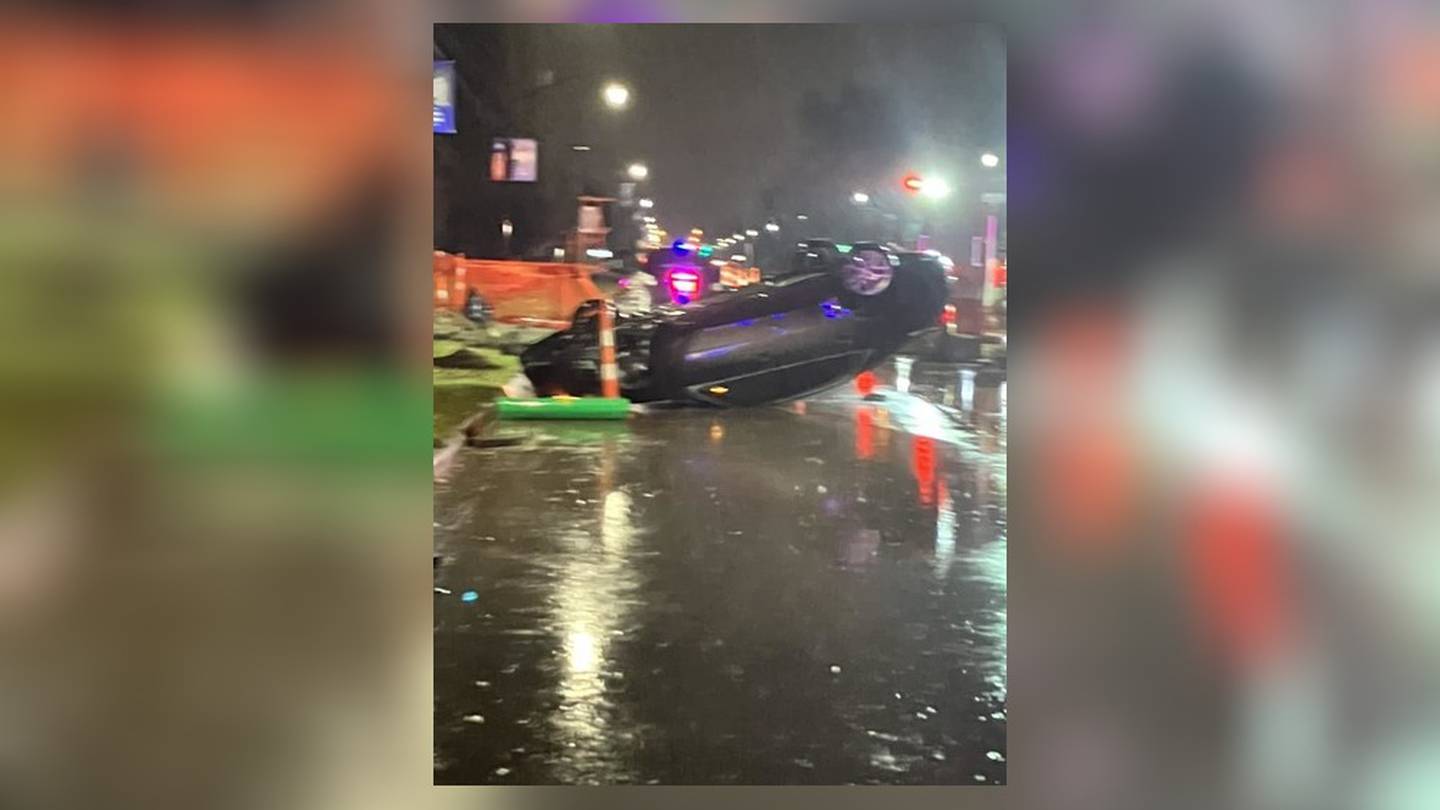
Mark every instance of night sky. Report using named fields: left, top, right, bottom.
left=436, top=24, right=1005, bottom=258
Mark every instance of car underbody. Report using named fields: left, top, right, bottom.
left=521, top=241, right=949, bottom=406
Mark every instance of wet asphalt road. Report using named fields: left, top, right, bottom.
left=434, top=357, right=1006, bottom=785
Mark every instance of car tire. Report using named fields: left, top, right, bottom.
left=836, top=245, right=900, bottom=309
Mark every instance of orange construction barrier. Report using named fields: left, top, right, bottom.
left=433, top=251, right=604, bottom=327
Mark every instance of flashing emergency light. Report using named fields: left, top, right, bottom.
left=668, top=270, right=701, bottom=295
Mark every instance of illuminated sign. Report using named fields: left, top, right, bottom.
left=433, top=61, right=456, bottom=134
left=490, top=138, right=538, bottom=182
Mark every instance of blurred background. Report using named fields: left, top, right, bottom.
left=3, top=1, right=1440, bottom=809
left=0, top=8, right=435, bottom=810
left=1008, top=5, right=1440, bottom=810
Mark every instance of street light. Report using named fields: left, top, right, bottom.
left=851, top=191, right=870, bottom=204
left=627, top=162, right=649, bottom=180
left=572, top=144, right=592, bottom=152
left=980, top=151, right=1000, bottom=168
left=745, top=228, right=759, bottom=237
left=796, top=214, right=809, bottom=221
left=602, top=82, right=631, bottom=109
left=765, top=222, right=780, bottom=233
left=920, top=177, right=952, bottom=199
left=733, top=233, right=745, bottom=241
left=638, top=197, right=654, bottom=209
left=500, top=217, right=514, bottom=256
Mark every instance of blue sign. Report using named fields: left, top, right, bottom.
left=433, top=61, right=456, bottom=134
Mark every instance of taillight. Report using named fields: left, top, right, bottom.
left=941, top=304, right=957, bottom=325
left=855, top=371, right=876, bottom=397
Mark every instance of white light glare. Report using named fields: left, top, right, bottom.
left=602, top=82, right=631, bottom=109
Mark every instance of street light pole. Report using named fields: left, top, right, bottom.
left=516, top=77, right=635, bottom=255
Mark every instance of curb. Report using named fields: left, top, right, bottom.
left=434, top=402, right=499, bottom=480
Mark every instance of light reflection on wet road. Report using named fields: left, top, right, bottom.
left=434, top=358, right=1006, bottom=784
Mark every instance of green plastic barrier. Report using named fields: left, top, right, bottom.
left=495, top=396, right=631, bottom=420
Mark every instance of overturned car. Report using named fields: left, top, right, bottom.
left=521, top=240, right=948, bottom=407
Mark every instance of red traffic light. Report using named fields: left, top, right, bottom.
left=901, top=173, right=925, bottom=193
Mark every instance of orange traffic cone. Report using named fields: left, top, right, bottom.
left=597, top=299, right=621, bottom=399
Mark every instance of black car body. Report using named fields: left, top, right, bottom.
left=522, top=241, right=948, bottom=406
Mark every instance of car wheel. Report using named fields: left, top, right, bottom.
left=840, top=247, right=896, bottom=297
left=840, top=246, right=892, bottom=305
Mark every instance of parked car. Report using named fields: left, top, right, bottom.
left=521, top=240, right=946, bottom=406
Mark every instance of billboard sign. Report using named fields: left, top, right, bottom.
left=433, top=61, right=456, bottom=134
left=490, top=138, right=538, bottom=182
